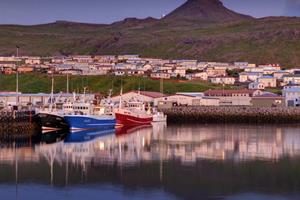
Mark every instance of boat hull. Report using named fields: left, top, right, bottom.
left=64, top=115, right=116, bottom=130
left=115, top=112, right=153, bottom=127
left=35, top=113, right=69, bottom=132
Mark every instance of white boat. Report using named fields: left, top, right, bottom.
left=152, top=111, right=167, bottom=122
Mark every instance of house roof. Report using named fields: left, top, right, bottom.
left=113, top=90, right=165, bottom=98
left=210, top=76, right=236, bottom=79
left=283, top=74, right=300, bottom=78
left=176, top=92, right=204, bottom=97
left=138, top=91, right=165, bottom=98
left=283, top=88, right=300, bottom=92
left=252, top=93, right=284, bottom=99
left=240, top=72, right=262, bottom=75
left=258, top=75, right=275, bottom=79
left=204, top=89, right=259, bottom=96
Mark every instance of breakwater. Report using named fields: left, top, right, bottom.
left=0, top=110, right=39, bottom=138
left=163, top=106, right=300, bottom=124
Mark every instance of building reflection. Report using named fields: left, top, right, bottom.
left=1, top=124, right=300, bottom=170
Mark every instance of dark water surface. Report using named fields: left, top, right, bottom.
left=1, top=123, right=300, bottom=200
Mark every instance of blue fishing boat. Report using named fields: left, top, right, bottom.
left=64, top=114, right=116, bottom=130
left=62, top=96, right=116, bottom=130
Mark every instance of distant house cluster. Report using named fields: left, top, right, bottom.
left=2, top=54, right=300, bottom=107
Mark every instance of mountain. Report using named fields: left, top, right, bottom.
left=0, top=0, right=300, bottom=68
left=164, top=0, right=253, bottom=22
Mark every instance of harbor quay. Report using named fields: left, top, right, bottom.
left=163, top=106, right=300, bottom=124
left=0, top=110, right=39, bottom=137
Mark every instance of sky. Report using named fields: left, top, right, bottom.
left=0, top=0, right=300, bottom=25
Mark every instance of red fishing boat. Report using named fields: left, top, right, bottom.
left=114, top=89, right=153, bottom=127
left=115, top=108, right=153, bottom=127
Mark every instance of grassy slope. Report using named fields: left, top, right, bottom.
left=0, top=73, right=236, bottom=95
left=0, top=17, right=300, bottom=67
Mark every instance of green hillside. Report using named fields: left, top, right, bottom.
left=0, top=73, right=235, bottom=95
left=0, top=0, right=300, bottom=68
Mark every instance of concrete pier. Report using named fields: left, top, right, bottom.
left=0, top=110, right=39, bottom=137
left=163, top=106, right=300, bottom=124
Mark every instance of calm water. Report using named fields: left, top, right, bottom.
left=2, top=123, right=300, bottom=200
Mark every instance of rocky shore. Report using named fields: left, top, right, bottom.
left=163, top=106, right=300, bottom=124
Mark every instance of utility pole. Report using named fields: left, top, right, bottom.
left=160, top=78, right=164, bottom=94
left=66, top=73, right=69, bottom=94
left=16, top=46, right=20, bottom=106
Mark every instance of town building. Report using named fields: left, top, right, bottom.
left=25, top=57, right=41, bottom=65
left=111, top=91, right=165, bottom=106
left=204, top=89, right=262, bottom=106
left=248, top=82, right=265, bottom=90
left=154, top=94, right=219, bottom=108
left=206, top=67, right=227, bottom=77
left=282, top=74, right=300, bottom=85
left=210, top=76, right=235, bottom=85
left=282, top=87, right=300, bottom=107
left=251, top=93, right=284, bottom=107
left=150, top=72, right=171, bottom=79
left=257, top=76, right=277, bottom=88
left=239, top=72, right=262, bottom=83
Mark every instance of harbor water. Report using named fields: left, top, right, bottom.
left=1, top=124, right=300, bottom=200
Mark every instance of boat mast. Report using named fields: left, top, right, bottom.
left=83, top=86, right=87, bottom=102
left=50, top=73, right=54, bottom=112
left=119, top=86, right=123, bottom=109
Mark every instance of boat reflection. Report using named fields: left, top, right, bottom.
left=65, top=128, right=116, bottom=143
left=2, top=124, right=300, bottom=167
left=1, top=124, right=300, bottom=200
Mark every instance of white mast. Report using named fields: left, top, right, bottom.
left=119, top=87, right=123, bottom=109
left=49, top=74, right=54, bottom=112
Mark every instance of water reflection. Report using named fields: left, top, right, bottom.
left=1, top=124, right=300, bottom=199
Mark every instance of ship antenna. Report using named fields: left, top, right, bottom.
left=83, top=86, right=87, bottom=102
left=119, top=86, right=123, bottom=109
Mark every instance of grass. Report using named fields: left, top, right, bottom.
left=1, top=18, right=300, bottom=68
left=0, top=73, right=237, bottom=95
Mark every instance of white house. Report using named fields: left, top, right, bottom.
left=282, top=75, right=300, bottom=85
left=273, top=70, right=290, bottom=79
left=239, top=72, right=262, bottom=83
left=114, top=70, right=126, bottom=76
left=248, top=82, right=265, bottom=90
left=150, top=72, right=171, bottom=79
left=25, top=57, right=41, bottom=65
left=257, top=76, right=277, bottom=88
left=210, top=76, right=235, bottom=85
left=282, top=87, right=300, bottom=107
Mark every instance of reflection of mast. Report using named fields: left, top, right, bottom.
left=65, top=149, right=69, bottom=187
left=50, top=151, right=56, bottom=186
left=14, top=142, right=18, bottom=200
left=119, top=141, right=123, bottom=178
